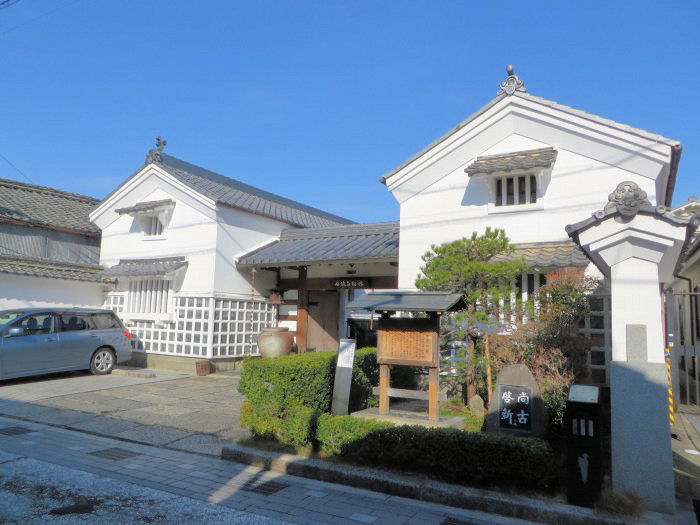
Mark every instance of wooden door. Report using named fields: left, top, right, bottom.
left=307, top=291, right=339, bottom=352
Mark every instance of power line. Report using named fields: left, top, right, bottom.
left=0, top=152, right=33, bottom=183
left=0, top=0, right=80, bottom=37
left=0, top=0, right=22, bottom=11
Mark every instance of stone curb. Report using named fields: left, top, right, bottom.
left=221, top=443, right=633, bottom=525
left=112, top=367, right=157, bottom=379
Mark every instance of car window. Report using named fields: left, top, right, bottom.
left=0, top=311, right=24, bottom=326
left=14, top=314, right=53, bottom=335
left=91, top=313, right=122, bottom=329
left=58, top=314, right=91, bottom=332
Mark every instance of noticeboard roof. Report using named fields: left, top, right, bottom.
left=346, top=291, right=465, bottom=313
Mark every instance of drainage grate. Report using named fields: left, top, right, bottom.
left=441, top=518, right=472, bottom=525
left=241, top=480, right=289, bottom=496
left=87, top=447, right=142, bottom=461
left=0, top=426, right=34, bottom=436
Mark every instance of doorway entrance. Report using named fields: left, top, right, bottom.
left=307, top=291, right=339, bottom=352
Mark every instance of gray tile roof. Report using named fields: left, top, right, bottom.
left=493, top=241, right=589, bottom=268
left=465, top=147, right=557, bottom=176
left=0, top=178, right=100, bottom=234
left=347, top=291, right=465, bottom=312
left=115, top=199, right=174, bottom=215
left=237, top=222, right=399, bottom=267
left=101, top=256, right=188, bottom=278
left=153, top=154, right=354, bottom=228
left=384, top=91, right=679, bottom=181
left=0, top=255, right=110, bottom=283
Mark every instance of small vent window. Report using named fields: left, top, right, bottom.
left=145, top=215, right=164, bottom=236
left=495, top=175, right=537, bottom=207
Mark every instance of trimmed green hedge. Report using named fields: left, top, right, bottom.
left=316, top=414, right=394, bottom=455
left=279, top=405, right=318, bottom=447
left=238, top=348, right=381, bottom=438
left=238, top=348, right=559, bottom=492
left=340, top=425, right=558, bottom=490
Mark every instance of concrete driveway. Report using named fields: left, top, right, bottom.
left=0, top=369, right=249, bottom=456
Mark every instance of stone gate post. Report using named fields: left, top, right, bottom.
left=567, top=181, right=697, bottom=513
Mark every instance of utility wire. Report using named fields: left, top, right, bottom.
left=0, top=0, right=22, bottom=11
left=0, top=0, right=80, bottom=37
left=0, top=152, right=33, bottom=183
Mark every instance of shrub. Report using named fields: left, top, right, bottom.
left=240, top=400, right=281, bottom=436
left=278, top=405, right=318, bottom=447
left=341, top=426, right=558, bottom=491
left=316, top=414, right=394, bottom=455
left=238, top=351, right=338, bottom=414
left=238, top=348, right=388, bottom=438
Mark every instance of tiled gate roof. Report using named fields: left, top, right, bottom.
left=238, top=222, right=399, bottom=267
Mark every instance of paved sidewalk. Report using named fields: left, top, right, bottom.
left=0, top=372, right=249, bottom=456
left=0, top=415, right=538, bottom=525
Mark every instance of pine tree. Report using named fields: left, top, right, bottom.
left=415, top=228, right=528, bottom=401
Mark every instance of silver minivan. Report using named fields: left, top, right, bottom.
left=0, top=308, right=133, bottom=380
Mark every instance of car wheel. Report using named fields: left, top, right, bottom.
left=90, top=347, right=115, bottom=375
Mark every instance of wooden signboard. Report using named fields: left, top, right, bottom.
left=377, top=317, right=439, bottom=367
left=377, top=315, right=440, bottom=421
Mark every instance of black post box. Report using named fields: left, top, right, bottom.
left=565, top=384, right=602, bottom=507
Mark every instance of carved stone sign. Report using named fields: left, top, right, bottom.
left=497, top=385, right=532, bottom=431
left=486, top=364, right=547, bottom=436
left=377, top=317, right=438, bottom=367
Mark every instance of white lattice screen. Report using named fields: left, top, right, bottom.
left=104, top=293, right=275, bottom=358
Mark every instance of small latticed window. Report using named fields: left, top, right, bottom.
left=495, top=175, right=537, bottom=207
left=145, top=215, right=164, bottom=236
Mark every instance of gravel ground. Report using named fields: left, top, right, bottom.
left=0, top=451, right=288, bottom=525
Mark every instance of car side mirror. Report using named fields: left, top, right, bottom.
left=5, top=327, right=25, bottom=337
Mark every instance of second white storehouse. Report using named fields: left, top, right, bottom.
left=90, top=145, right=353, bottom=370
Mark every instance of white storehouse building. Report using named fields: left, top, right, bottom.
left=241, top=67, right=685, bottom=384
left=89, top=143, right=372, bottom=369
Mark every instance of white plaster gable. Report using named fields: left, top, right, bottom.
left=479, top=134, right=548, bottom=156
left=90, top=164, right=218, bottom=231
left=385, top=94, right=676, bottom=205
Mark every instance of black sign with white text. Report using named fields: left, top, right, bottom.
left=498, top=384, right=532, bottom=431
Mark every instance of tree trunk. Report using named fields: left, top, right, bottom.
left=465, top=337, right=477, bottom=401
left=484, top=334, right=492, bottom=405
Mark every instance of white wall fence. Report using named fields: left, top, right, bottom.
left=104, top=293, right=276, bottom=359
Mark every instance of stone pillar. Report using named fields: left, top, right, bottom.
left=567, top=181, right=697, bottom=514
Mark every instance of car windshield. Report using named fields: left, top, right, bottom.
left=0, top=311, right=25, bottom=327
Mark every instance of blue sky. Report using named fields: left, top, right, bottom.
left=1, top=0, right=698, bottom=223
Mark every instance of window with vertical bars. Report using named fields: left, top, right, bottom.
left=127, top=279, right=171, bottom=313
left=144, top=215, right=164, bottom=236
left=495, top=174, right=537, bottom=207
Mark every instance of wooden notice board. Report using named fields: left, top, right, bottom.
left=377, top=316, right=440, bottom=421
left=377, top=317, right=439, bottom=367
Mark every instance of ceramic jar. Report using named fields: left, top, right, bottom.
left=256, top=327, right=293, bottom=358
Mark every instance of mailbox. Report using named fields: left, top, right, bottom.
left=565, top=384, right=602, bottom=507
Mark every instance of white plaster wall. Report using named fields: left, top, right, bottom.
left=214, top=206, right=290, bottom=298
left=397, top=134, right=658, bottom=288
left=0, top=274, right=104, bottom=310
left=98, top=177, right=219, bottom=294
